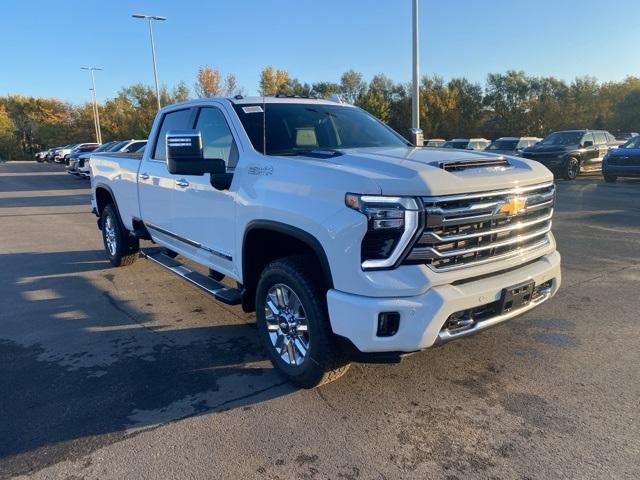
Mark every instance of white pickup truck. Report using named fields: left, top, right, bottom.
left=90, top=96, right=561, bottom=387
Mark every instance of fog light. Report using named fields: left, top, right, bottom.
left=377, top=312, right=400, bottom=337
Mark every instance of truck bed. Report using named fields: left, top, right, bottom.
left=90, top=152, right=144, bottom=230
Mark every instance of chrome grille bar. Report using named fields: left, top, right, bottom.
left=406, top=182, right=555, bottom=271
left=411, top=223, right=552, bottom=260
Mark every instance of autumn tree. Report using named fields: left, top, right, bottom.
left=0, top=106, right=17, bottom=159
left=259, top=66, right=290, bottom=96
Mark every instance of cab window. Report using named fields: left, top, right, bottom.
left=195, top=107, right=238, bottom=168
left=593, top=132, right=606, bottom=145
left=153, top=109, right=193, bottom=161
left=581, top=133, right=594, bottom=146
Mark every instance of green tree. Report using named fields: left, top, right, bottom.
left=339, top=70, right=366, bottom=104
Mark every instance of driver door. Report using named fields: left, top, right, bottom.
left=170, top=105, right=238, bottom=277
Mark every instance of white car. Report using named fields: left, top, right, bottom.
left=78, top=140, right=146, bottom=177
left=443, top=138, right=491, bottom=150
left=90, top=96, right=561, bottom=387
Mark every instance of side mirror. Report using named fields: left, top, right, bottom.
left=582, top=140, right=594, bottom=148
left=166, top=130, right=226, bottom=176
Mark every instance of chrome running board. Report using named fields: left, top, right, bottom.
left=140, top=249, right=241, bottom=305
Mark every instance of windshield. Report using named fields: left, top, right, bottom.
left=107, top=141, right=128, bottom=152
left=540, top=132, right=583, bottom=146
left=93, top=142, right=115, bottom=152
left=487, top=140, right=518, bottom=150
left=443, top=141, right=469, bottom=149
left=233, top=103, right=407, bottom=156
left=621, top=136, right=640, bottom=149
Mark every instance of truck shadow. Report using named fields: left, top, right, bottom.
left=0, top=249, right=292, bottom=477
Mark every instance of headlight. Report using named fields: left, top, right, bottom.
left=345, top=194, right=421, bottom=270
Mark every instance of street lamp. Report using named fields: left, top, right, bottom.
left=409, top=0, right=423, bottom=146
left=81, top=66, right=103, bottom=143
left=132, top=13, right=167, bottom=111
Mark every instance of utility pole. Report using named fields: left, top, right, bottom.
left=81, top=67, right=103, bottom=143
left=409, top=0, right=423, bottom=146
left=132, top=14, right=167, bottom=111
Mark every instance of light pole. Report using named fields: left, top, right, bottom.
left=89, top=88, right=99, bottom=143
left=409, top=0, right=423, bottom=146
left=81, top=66, right=103, bottom=143
left=132, top=13, right=166, bottom=111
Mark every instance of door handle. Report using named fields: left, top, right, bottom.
left=139, top=172, right=150, bottom=180
left=176, top=179, right=190, bottom=188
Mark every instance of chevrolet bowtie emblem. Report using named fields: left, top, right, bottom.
left=497, top=196, right=527, bottom=216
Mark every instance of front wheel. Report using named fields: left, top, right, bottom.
left=255, top=256, right=350, bottom=388
left=101, top=204, right=139, bottom=267
left=603, top=174, right=617, bottom=183
left=563, top=157, right=580, bottom=180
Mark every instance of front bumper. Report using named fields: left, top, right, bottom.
left=327, top=251, right=561, bottom=353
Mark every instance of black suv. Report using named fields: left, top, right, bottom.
left=521, top=129, right=618, bottom=180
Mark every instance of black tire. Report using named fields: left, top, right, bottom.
left=255, top=255, right=350, bottom=388
left=603, top=174, right=617, bottom=183
left=101, top=204, right=139, bottom=267
left=563, top=157, right=580, bottom=180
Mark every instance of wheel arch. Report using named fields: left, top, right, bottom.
left=241, top=220, right=334, bottom=312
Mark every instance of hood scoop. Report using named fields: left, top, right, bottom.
left=437, top=157, right=510, bottom=172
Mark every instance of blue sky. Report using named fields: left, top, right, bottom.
left=1, top=0, right=638, bottom=104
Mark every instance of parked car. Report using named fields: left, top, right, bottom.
left=602, top=135, right=640, bottom=182
left=614, top=132, right=639, bottom=142
left=521, top=129, right=619, bottom=180
left=90, top=96, right=560, bottom=387
left=68, top=142, right=117, bottom=175
left=34, top=151, right=48, bottom=162
left=53, top=144, right=78, bottom=163
left=442, top=138, right=491, bottom=150
left=485, top=137, right=541, bottom=156
left=77, top=140, right=147, bottom=178
left=46, top=146, right=66, bottom=162
left=424, top=138, right=446, bottom=148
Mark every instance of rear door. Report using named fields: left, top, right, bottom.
left=170, top=104, right=239, bottom=276
left=591, top=132, right=608, bottom=170
left=580, top=133, right=597, bottom=167
left=138, top=107, right=195, bottom=251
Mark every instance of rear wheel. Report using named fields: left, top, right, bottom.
left=563, top=157, right=580, bottom=180
left=101, top=204, right=139, bottom=267
left=255, top=256, right=350, bottom=388
left=603, top=174, right=617, bottom=183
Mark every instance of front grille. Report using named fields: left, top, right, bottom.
left=405, top=183, right=555, bottom=271
left=609, top=156, right=640, bottom=166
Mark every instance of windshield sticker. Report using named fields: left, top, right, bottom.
left=242, top=106, right=264, bottom=114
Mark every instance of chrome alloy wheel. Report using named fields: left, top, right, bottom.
left=104, top=215, right=117, bottom=256
left=264, top=284, right=310, bottom=366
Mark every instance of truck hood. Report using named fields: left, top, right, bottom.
left=324, top=146, right=553, bottom=196
left=523, top=144, right=575, bottom=154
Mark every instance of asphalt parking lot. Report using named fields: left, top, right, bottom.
left=1, top=161, right=639, bottom=480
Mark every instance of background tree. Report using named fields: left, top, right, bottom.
left=195, top=65, right=221, bottom=97
left=259, top=67, right=290, bottom=96
left=339, top=70, right=366, bottom=104
left=195, top=66, right=241, bottom=97
left=0, top=106, right=17, bottom=159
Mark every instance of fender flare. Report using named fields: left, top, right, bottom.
left=242, top=220, right=334, bottom=289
